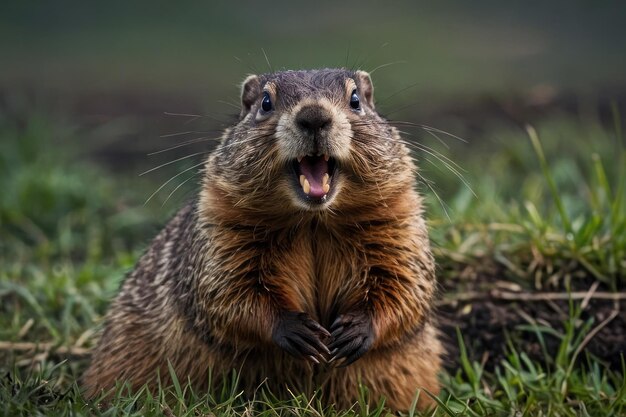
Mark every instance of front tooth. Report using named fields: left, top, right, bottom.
left=323, top=183, right=330, bottom=194
left=322, top=173, right=329, bottom=185
left=303, top=178, right=311, bottom=194
left=324, top=154, right=330, bottom=161
left=297, top=155, right=304, bottom=163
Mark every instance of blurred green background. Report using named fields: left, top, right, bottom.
left=2, top=0, right=625, bottom=203
left=2, top=1, right=626, bottom=98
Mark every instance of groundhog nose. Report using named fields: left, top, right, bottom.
left=296, top=105, right=332, bottom=136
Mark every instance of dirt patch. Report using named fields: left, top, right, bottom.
left=438, top=264, right=625, bottom=372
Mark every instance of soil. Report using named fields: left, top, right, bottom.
left=438, top=262, right=625, bottom=373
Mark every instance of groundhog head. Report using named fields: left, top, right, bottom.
left=203, top=69, right=415, bottom=224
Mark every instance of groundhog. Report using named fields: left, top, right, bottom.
left=83, top=68, right=442, bottom=411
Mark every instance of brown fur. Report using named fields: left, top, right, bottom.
left=83, top=69, right=442, bottom=411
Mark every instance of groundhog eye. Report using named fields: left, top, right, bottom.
left=261, top=92, right=273, bottom=112
left=350, top=90, right=360, bottom=110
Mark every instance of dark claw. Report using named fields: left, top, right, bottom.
left=307, top=355, right=320, bottom=364
left=272, top=311, right=330, bottom=362
left=328, top=312, right=374, bottom=366
left=313, top=337, right=332, bottom=356
left=330, top=349, right=368, bottom=365
left=331, top=336, right=363, bottom=360
left=306, top=318, right=332, bottom=338
left=329, top=330, right=356, bottom=350
left=338, top=340, right=370, bottom=367
left=330, top=316, right=343, bottom=332
left=277, top=337, right=301, bottom=358
left=287, top=334, right=322, bottom=357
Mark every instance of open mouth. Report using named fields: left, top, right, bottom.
left=292, top=154, right=337, bottom=203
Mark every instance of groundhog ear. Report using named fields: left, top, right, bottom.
left=356, top=70, right=374, bottom=109
left=240, top=75, right=261, bottom=118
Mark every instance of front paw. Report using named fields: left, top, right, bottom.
left=272, top=311, right=331, bottom=363
left=329, top=312, right=374, bottom=366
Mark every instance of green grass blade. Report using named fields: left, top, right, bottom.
left=526, top=125, right=574, bottom=236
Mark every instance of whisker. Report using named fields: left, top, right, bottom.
left=378, top=101, right=422, bottom=117
left=416, top=170, right=450, bottom=221
left=148, top=136, right=222, bottom=155
left=359, top=42, right=389, bottom=71
left=162, top=173, right=199, bottom=207
left=352, top=130, right=475, bottom=197
left=353, top=129, right=466, bottom=174
left=262, top=48, right=273, bottom=73
left=217, top=100, right=242, bottom=111
left=393, top=129, right=456, bottom=162
left=398, top=138, right=466, bottom=173
left=163, top=112, right=204, bottom=125
left=144, top=161, right=206, bottom=206
left=375, top=82, right=420, bottom=107
left=401, top=141, right=475, bottom=197
left=420, top=125, right=468, bottom=144
left=160, top=130, right=206, bottom=138
left=399, top=122, right=467, bottom=144
left=140, top=152, right=206, bottom=176
left=352, top=120, right=468, bottom=143
left=415, top=127, right=450, bottom=149
left=349, top=50, right=365, bottom=72
left=368, top=60, right=406, bottom=75
left=234, top=55, right=261, bottom=75
left=164, top=111, right=203, bottom=118
left=213, top=132, right=275, bottom=153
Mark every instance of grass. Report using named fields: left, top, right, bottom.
left=0, top=101, right=625, bottom=416
left=425, top=115, right=625, bottom=290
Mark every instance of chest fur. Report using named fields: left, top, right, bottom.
left=290, top=226, right=364, bottom=327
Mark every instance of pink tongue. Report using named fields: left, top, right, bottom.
left=299, top=156, right=328, bottom=198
